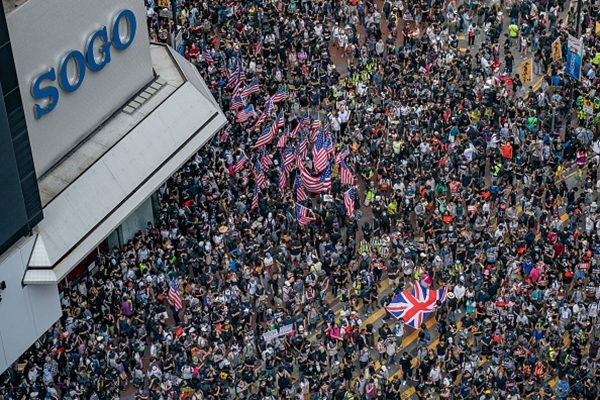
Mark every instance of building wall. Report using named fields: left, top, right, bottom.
left=0, top=235, right=61, bottom=372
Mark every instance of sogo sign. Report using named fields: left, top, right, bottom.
left=30, top=9, right=137, bottom=119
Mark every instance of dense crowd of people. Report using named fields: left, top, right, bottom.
left=2, top=0, right=600, bottom=399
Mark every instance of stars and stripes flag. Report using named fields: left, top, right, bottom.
left=274, top=111, right=285, bottom=129
left=253, top=159, right=267, bottom=189
left=344, top=187, right=357, bottom=218
left=278, top=163, right=288, bottom=191
left=295, top=203, right=316, bottom=227
left=220, top=126, right=231, bottom=142
left=202, top=49, right=214, bottom=64
left=269, top=86, right=288, bottom=104
left=319, top=161, right=333, bottom=193
left=230, top=95, right=245, bottom=110
left=241, top=78, right=260, bottom=98
left=385, top=282, right=448, bottom=329
left=226, top=60, right=246, bottom=89
left=312, top=129, right=331, bottom=173
left=299, top=160, right=331, bottom=194
left=276, top=129, right=289, bottom=148
left=339, top=160, right=354, bottom=185
left=237, top=105, right=256, bottom=123
left=255, top=39, right=263, bottom=55
left=251, top=186, right=259, bottom=210
left=291, top=112, right=309, bottom=138
left=335, top=145, right=350, bottom=164
left=295, top=136, right=308, bottom=166
left=232, top=151, right=248, bottom=174
left=260, top=148, right=274, bottom=170
left=309, top=118, right=321, bottom=141
left=294, top=173, right=308, bottom=201
left=282, top=146, right=295, bottom=174
left=169, top=278, right=183, bottom=312
left=219, top=59, right=230, bottom=79
left=251, top=99, right=274, bottom=130
left=252, top=123, right=276, bottom=149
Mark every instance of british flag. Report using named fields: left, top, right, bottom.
left=269, top=86, right=288, bottom=104
left=344, top=187, right=357, bottom=218
left=295, top=203, right=315, bottom=227
left=385, top=282, right=448, bottom=329
left=237, top=105, right=256, bottom=123
left=339, top=160, right=354, bottom=185
left=294, top=174, right=308, bottom=201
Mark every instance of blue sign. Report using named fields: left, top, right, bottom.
left=565, top=35, right=583, bottom=81
left=30, top=9, right=137, bottom=119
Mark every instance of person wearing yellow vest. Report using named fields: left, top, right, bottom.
left=508, top=23, right=519, bottom=47
left=365, top=186, right=376, bottom=206
left=358, top=239, right=371, bottom=255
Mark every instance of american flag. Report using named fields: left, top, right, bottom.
left=294, top=174, right=308, bottom=201
left=220, top=126, right=231, bottom=142
left=312, top=129, right=330, bottom=173
left=340, top=160, right=354, bottom=185
left=274, top=111, right=285, bottom=129
left=232, top=151, right=248, bottom=174
left=252, top=123, right=276, bottom=149
left=251, top=99, right=274, bottom=130
left=344, top=187, right=357, bottom=218
left=219, top=59, right=230, bottom=79
left=255, top=39, right=263, bottom=54
left=291, top=112, right=309, bottom=138
left=253, top=159, right=267, bottom=189
left=241, top=78, right=260, bottom=98
left=309, top=118, right=321, bottom=141
left=295, top=203, right=316, bottom=227
left=276, top=129, right=289, bottom=148
left=226, top=61, right=246, bottom=89
left=230, top=95, right=245, bottom=110
left=169, top=277, right=183, bottom=312
left=278, top=164, right=287, bottom=191
left=251, top=186, right=259, bottom=210
left=319, top=162, right=332, bottom=193
left=295, top=136, right=308, bottom=166
left=260, top=148, right=274, bottom=170
left=202, top=49, right=214, bottom=64
left=386, top=282, right=448, bottom=329
left=237, top=105, right=256, bottom=123
left=282, top=146, right=295, bottom=173
left=298, top=160, right=331, bottom=194
left=269, top=86, right=288, bottom=104
left=335, top=145, right=350, bottom=164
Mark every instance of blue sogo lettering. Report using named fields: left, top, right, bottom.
left=31, top=9, right=137, bottom=119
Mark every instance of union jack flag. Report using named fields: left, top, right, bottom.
left=269, top=86, right=288, bottom=104
left=295, top=203, right=316, bottom=227
left=294, top=174, right=308, bottom=201
left=344, top=187, right=357, bottom=218
left=339, top=160, right=354, bottom=185
left=385, top=282, right=448, bottom=329
left=237, top=105, right=256, bottom=123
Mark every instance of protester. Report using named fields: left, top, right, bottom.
left=1, top=1, right=599, bottom=399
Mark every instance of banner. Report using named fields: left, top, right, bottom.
left=520, top=58, right=533, bottom=84
left=565, top=35, right=584, bottom=81
left=262, top=323, right=295, bottom=343
left=551, top=38, right=562, bottom=62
